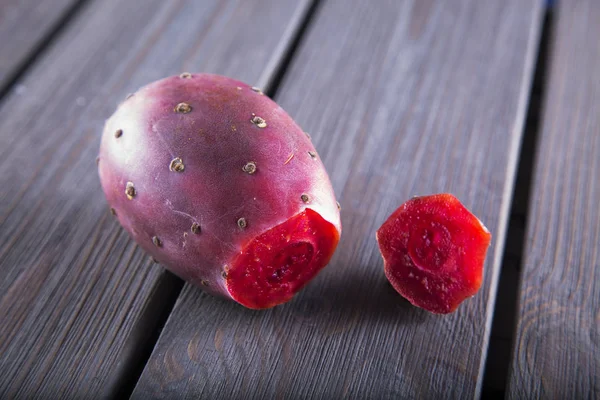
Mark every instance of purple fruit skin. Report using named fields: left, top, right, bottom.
left=98, top=73, right=341, bottom=299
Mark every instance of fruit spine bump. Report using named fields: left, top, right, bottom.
left=97, top=73, right=341, bottom=309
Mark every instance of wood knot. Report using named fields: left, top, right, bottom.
left=251, top=115, right=267, bottom=128
left=242, top=161, right=257, bottom=174
left=125, top=181, right=136, bottom=200
left=175, top=102, right=192, bottom=113
left=170, top=157, right=185, bottom=172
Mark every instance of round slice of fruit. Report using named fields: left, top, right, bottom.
left=376, top=193, right=492, bottom=314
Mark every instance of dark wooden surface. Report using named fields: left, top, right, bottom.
left=3, top=0, right=597, bottom=398
left=0, top=0, right=81, bottom=90
left=506, top=1, right=600, bottom=398
left=0, top=0, right=312, bottom=397
left=132, top=1, right=543, bottom=398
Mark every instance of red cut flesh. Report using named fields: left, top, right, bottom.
left=226, top=209, right=339, bottom=309
left=376, top=193, right=492, bottom=314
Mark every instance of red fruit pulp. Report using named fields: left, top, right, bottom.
left=226, top=209, right=340, bottom=309
left=376, top=194, right=491, bottom=314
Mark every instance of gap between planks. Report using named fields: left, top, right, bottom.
left=480, top=7, right=554, bottom=398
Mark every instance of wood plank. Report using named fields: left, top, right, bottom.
left=0, top=0, right=82, bottom=91
left=133, top=0, right=543, bottom=398
left=507, top=2, right=600, bottom=398
left=0, top=0, right=313, bottom=397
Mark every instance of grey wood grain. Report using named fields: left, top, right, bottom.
left=0, top=0, right=313, bottom=398
left=507, top=2, right=600, bottom=398
left=132, top=1, right=544, bottom=399
left=0, top=0, right=82, bottom=91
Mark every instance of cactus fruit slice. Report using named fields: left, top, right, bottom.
left=376, top=194, right=491, bottom=314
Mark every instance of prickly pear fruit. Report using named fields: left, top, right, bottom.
left=376, top=194, right=491, bottom=314
left=98, top=73, right=341, bottom=309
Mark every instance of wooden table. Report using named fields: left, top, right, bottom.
left=0, top=1, right=597, bottom=398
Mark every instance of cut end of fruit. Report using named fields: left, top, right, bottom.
left=376, top=193, right=492, bottom=314
left=226, top=209, right=340, bottom=309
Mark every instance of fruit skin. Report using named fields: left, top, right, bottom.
left=97, top=73, right=341, bottom=308
left=376, top=194, right=491, bottom=314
